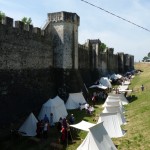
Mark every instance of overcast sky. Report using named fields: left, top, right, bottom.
left=1, top=0, right=150, bottom=61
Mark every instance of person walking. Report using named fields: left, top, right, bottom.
left=141, top=84, right=144, bottom=91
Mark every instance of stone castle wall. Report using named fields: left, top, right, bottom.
left=0, top=12, right=134, bottom=128
left=0, top=17, right=53, bottom=70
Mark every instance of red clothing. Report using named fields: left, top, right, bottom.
left=61, top=127, right=66, bottom=141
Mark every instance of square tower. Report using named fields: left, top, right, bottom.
left=44, top=11, right=80, bottom=69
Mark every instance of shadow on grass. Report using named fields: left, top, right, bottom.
left=127, top=95, right=138, bottom=103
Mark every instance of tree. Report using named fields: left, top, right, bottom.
left=0, top=11, right=5, bottom=22
left=99, top=42, right=107, bottom=52
left=21, top=17, right=32, bottom=25
left=142, top=56, right=149, bottom=62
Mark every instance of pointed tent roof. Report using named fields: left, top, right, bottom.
left=108, top=93, right=129, bottom=105
left=89, top=84, right=107, bottom=90
left=70, top=120, right=96, bottom=131
left=98, top=113, right=126, bottom=138
left=38, top=96, right=68, bottom=123
left=18, top=112, right=38, bottom=136
left=102, top=105, right=126, bottom=125
left=65, top=92, right=86, bottom=110
left=102, top=96, right=125, bottom=113
left=77, top=122, right=117, bottom=150
left=99, top=77, right=112, bottom=88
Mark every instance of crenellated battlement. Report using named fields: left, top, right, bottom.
left=0, top=16, right=45, bottom=37
left=78, top=44, right=88, bottom=50
left=47, top=11, right=80, bottom=25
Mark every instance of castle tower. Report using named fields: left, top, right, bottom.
left=44, top=11, right=80, bottom=69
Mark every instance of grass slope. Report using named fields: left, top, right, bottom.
left=112, top=63, right=150, bottom=150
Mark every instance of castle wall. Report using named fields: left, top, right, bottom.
left=130, top=55, right=134, bottom=69
left=124, top=54, right=130, bottom=71
left=0, top=17, right=53, bottom=70
left=99, top=53, right=107, bottom=75
left=118, top=52, right=125, bottom=73
left=113, top=54, right=119, bottom=73
left=107, top=48, right=114, bottom=73
left=78, top=44, right=89, bottom=69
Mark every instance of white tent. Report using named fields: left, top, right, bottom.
left=108, top=93, right=129, bottom=105
left=65, top=92, right=86, bottom=110
left=38, top=96, right=68, bottom=123
left=77, top=122, right=117, bottom=150
left=118, top=85, right=128, bottom=91
left=123, top=80, right=131, bottom=85
left=99, top=77, right=112, bottom=88
left=70, top=120, right=96, bottom=131
left=102, top=105, right=126, bottom=125
left=110, top=73, right=122, bottom=80
left=102, top=96, right=125, bottom=113
left=102, top=99, right=120, bottom=107
left=18, top=112, right=38, bottom=136
left=89, top=84, right=107, bottom=90
left=97, top=113, right=125, bottom=138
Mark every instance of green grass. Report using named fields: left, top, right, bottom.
left=0, top=62, right=150, bottom=150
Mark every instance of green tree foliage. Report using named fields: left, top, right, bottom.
left=99, top=42, right=106, bottom=52
left=142, top=56, right=149, bottom=62
left=148, top=52, right=150, bottom=57
left=0, top=11, right=5, bottom=22
left=21, top=17, right=32, bottom=25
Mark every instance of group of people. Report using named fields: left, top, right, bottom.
left=57, top=114, right=74, bottom=144
left=36, top=113, right=54, bottom=138
left=36, top=113, right=75, bottom=144
left=91, top=91, right=108, bottom=104
left=84, top=103, right=95, bottom=115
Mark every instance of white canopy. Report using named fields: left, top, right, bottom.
left=70, top=120, right=96, bottom=131
left=77, top=122, right=117, bottom=150
left=110, top=73, right=122, bottom=80
left=123, top=81, right=131, bottom=85
left=118, top=85, right=128, bottom=90
left=38, top=96, right=68, bottom=123
left=99, top=77, right=112, bottom=88
left=89, top=84, right=107, bottom=90
left=65, top=92, right=86, bottom=110
left=18, top=112, right=38, bottom=136
left=97, top=113, right=126, bottom=138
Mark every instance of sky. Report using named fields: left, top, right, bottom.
left=0, top=0, right=150, bottom=62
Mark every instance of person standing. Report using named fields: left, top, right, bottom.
left=69, top=114, right=75, bottom=125
left=43, top=121, right=49, bottom=139
left=141, top=84, right=144, bottom=91
left=50, top=113, right=54, bottom=127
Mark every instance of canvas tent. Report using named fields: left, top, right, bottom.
left=99, top=77, right=112, bottom=88
left=65, top=92, right=86, bottom=110
left=77, top=122, right=117, bottom=150
left=89, top=84, right=107, bottom=90
left=97, top=113, right=125, bottom=138
left=18, top=112, right=38, bottom=136
left=108, top=93, right=129, bottom=105
left=70, top=120, right=96, bottom=131
left=103, top=100, right=120, bottom=108
left=110, top=73, right=122, bottom=80
left=118, top=85, right=128, bottom=91
left=102, top=96, right=125, bottom=113
left=102, top=105, right=126, bottom=125
left=38, top=96, right=68, bottom=123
